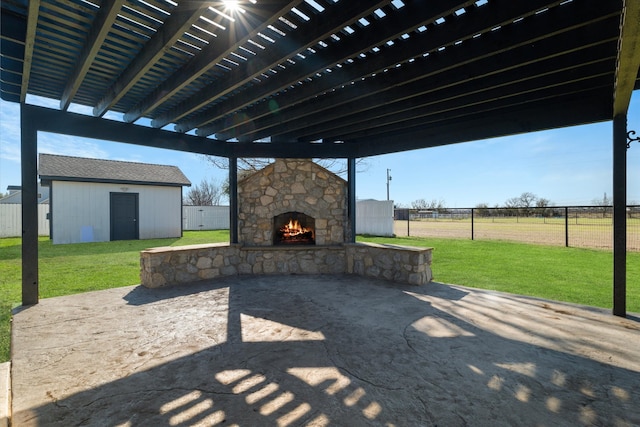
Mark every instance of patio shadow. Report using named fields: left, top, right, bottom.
left=10, top=275, right=640, bottom=426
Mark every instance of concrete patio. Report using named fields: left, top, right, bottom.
left=10, top=275, right=640, bottom=426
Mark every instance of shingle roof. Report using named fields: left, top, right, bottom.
left=0, top=185, right=50, bottom=204
left=38, top=154, right=191, bottom=187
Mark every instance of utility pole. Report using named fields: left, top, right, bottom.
left=386, top=168, right=392, bottom=200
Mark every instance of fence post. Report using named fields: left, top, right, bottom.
left=407, top=210, right=410, bottom=237
left=471, top=208, right=474, bottom=240
left=564, top=207, right=569, bottom=247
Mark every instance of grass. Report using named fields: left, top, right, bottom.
left=1, top=231, right=638, bottom=362
left=359, top=235, right=639, bottom=313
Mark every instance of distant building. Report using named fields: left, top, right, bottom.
left=0, top=185, right=49, bottom=204
left=39, top=154, right=191, bottom=244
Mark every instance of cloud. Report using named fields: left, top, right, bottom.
left=0, top=141, right=20, bottom=163
left=38, top=133, right=109, bottom=159
left=1, top=100, right=112, bottom=164
left=0, top=101, right=21, bottom=163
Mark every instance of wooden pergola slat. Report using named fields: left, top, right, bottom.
left=59, top=0, right=125, bottom=110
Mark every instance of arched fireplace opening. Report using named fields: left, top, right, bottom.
left=273, top=212, right=315, bottom=245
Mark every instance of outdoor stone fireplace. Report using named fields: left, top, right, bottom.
left=237, top=158, right=347, bottom=246
left=141, top=159, right=432, bottom=288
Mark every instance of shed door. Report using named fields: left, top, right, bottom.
left=110, top=193, right=139, bottom=241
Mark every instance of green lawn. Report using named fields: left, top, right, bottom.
left=359, top=235, right=639, bottom=313
left=1, top=232, right=638, bottom=362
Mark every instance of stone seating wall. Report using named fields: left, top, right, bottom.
left=141, top=242, right=432, bottom=288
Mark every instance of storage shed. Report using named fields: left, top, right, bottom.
left=39, top=154, right=191, bottom=244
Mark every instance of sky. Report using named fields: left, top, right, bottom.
left=1, top=93, right=639, bottom=208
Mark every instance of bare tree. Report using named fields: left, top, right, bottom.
left=535, top=198, right=551, bottom=208
left=503, top=192, right=549, bottom=216
left=183, top=179, right=224, bottom=206
left=411, top=198, right=446, bottom=211
left=411, top=199, right=428, bottom=209
left=518, top=192, right=538, bottom=209
left=592, top=192, right=611, bottom=206
left=504, top=197, right=521, bottom=209
left=475, top=203, right=490, bottom=217
left=200, top=155, right=369, bottom=176
left=592, top=192, right=611, bottom=218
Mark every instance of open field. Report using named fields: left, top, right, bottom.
left=395, top=217, right=640, bottom=251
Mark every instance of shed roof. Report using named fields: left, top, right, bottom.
left=0, top=185, right=50, bottom=204
left=38, top=154, right=191, bottom=187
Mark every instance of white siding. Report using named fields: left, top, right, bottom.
left=138, top=186, right=183, bottom=239
left=0, top=204, right=50, bottom=237
left=356, top=200, right=394, bottom=236
left=183, top=206, right=230, bottom=230
left=51, top=181, right=182, bottom=244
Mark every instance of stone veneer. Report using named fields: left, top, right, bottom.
left=238, top=159, right=348, bottom=246
left=140, top=242, right=432, bottom=288
left=140, top=159, right=433, bottom=288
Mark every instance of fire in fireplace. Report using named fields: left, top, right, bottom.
left=273, top=212, right=315, bottom=245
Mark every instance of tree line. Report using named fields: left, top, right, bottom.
left=405, top=192, right=626, bottom=218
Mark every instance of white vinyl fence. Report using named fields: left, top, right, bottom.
left=183, top=206, right=230, bottom=230
left=183, top=202, right=393, bottom=236
left=356, top=199, right=394, bottom=236
left=1, top=203, right=392, bottom=237
left=0, top=204, right=50, bottom=238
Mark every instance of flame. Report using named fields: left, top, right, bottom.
left=280, top=218, right=313, bottom=239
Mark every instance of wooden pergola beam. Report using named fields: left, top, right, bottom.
left=60, top=0, right=125, bottom=111
left=162, top=0, right=392, bottom=131
left=613, top=0, right=640, bottom=115
left=123, top=0, right=303, bottom=124
left=19, top=0, right=39, bottom=102
left=92, top=1, right=211, bottom=117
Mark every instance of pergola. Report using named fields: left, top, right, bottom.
left=1, top=0, right=638, bottom=315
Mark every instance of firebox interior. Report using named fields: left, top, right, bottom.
left=273, top=212, right=315, bottom=245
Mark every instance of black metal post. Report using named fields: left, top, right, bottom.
left=21, top=105, right=39, bottom=305
left=612, top=114, right=627, bottom=317
left=347, top=157, right=356, bottom=243
left=564, top=207, right=569, bottom=247
left=229, top=157, right=238, bottom=244
left=471, top=208, right=475, bottom=240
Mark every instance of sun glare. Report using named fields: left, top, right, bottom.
left=222, top=0, right=244, bottom=13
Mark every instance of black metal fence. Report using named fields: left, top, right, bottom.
left=394, top=206, right=640, bottom=251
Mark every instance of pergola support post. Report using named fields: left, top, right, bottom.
left=345, top=157, right=356, bottom=243
left=347, top=157, right=356, bottom=243
left=21, top=104, right=39, bottom=305
left=229, top=157, right=238, bottom=244
left=612, top=114, right=627, bottom=317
